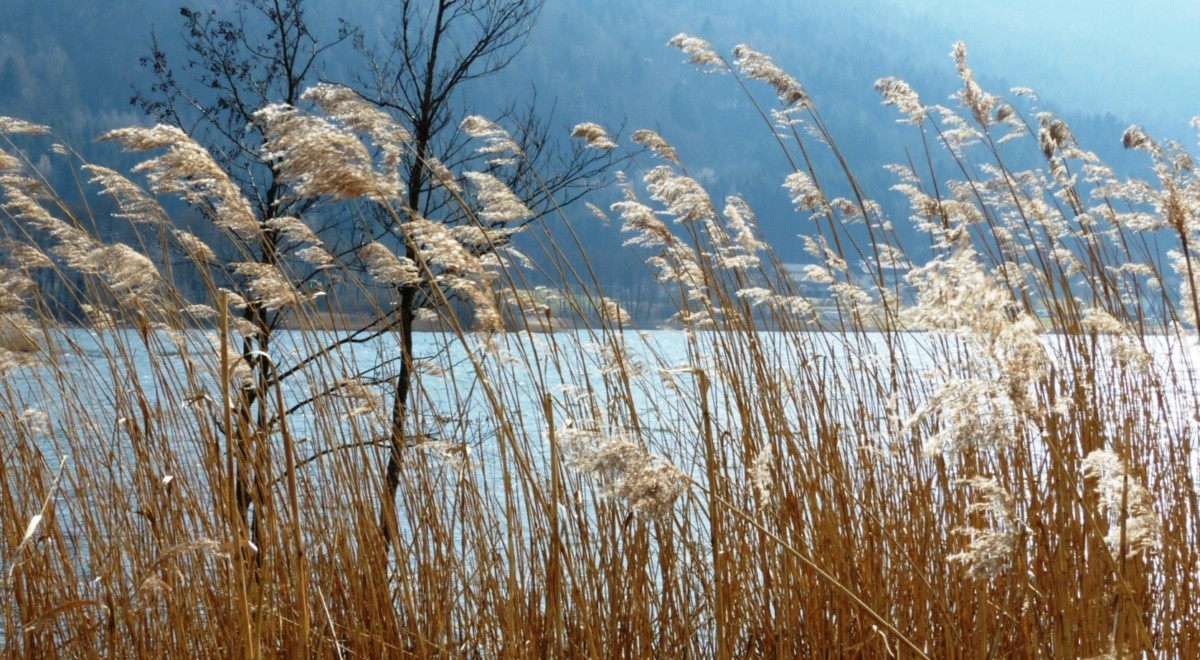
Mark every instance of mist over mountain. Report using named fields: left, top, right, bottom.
left=0, top=0, right=1190, bottom=317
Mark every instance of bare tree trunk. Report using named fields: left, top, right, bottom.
left=381, top=282, right=417, bottom=548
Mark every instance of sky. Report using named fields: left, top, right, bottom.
left=896, top=0, right=1200, bottom=141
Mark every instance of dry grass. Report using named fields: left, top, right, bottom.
left=0, top=314, right=38, bottom=353
left=1, top=38, right=1198, bottom=658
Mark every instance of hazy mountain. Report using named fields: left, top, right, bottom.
left=3, top=0, right=1185, bottom=162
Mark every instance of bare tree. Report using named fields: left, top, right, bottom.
left=352, top=0, right=622, bottom=547
left=132, top=0, right=353, bottom=547
left=133, top=0, right=618, bottom=552
left=133, top=0, right=353, bottom=304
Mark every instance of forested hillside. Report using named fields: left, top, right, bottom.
left=0, top=0, right=1171, bottom=321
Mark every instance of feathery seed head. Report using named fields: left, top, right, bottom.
left=750, top=445, right=774, bottom=502
left=0, top=117, right=51, bottom=135
left=667, top=34, right=729, bottom=73
left=6, top=243, right=52, bottom=270
left=950, top=42, right=997, bottom=129
left=172, top=230, right=216, bottom=263
left=613, top=199, right=672, bottom=249
left=256, top=104, right=401, bottom=203
left=947, top=476, right=1018, bottom=579
left=417, top=440, right=473, bottom=472
left=585, top=202, right=610, bottom=225
left=84, top=165, right=168, bottom=227
left=219, top=288, right=249, bottom=310
left=80, top=304, right=116, bottom=331
left=560, top=428, right=689, bottom=519
left=598, top=298, right=632, bottom=326
left=423, top=156, right=463, bottom=196
left=875, top=77, right=927, bottom=124
left=462, top=171, right=532, bottom=224
left=295, top=245, right=335, bottom=269
left=783, top=171, right=827, bottom=214
left=301, top=84, right=410, bottom=146
left=723, top=195, right=765, bottom=254
left=0, top=150, right=19, bottom=172
left=733, top=44, right=808, bottom=107
left=182, top=304, right=217, bottom=320
left=452, top=224, right=520, bottom=249
left=101, top=124, right=189, bottom=151
left=571, top=122, right=617, bottom=150
left=402, top=215, right=503, bottom=331
left=232, top=262, right=314, bottom=310
left=332, top=377, right=384, bottom=419
left=460, top=115, right=523, bottom=164
left=631, top=129, right=680, bottom=165
left=1122, top=125, right=1161, bottom=157
left=0, top=272, right=35, bottom=315
left=359, top=242, right=420, bottom=285
left=1038, top=116, right=1075, bottom=159
left=301, top=83, right=409, bottom=179
left=1082, top=450, right=1162, bottom=557
left=264, top=216, right=320, bottom=246
left=84, top=244, right=160, bottom=298
left=909, top=378, right=1018, bottom=456
left=101, top=124, right=261, bottom=239
left=644, top=166, right=714, bottom=223
left=15, top=407, right=50, bottom=436
left=806, top=264, right=835, bottom=284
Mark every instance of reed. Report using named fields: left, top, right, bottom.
left=0, top=38, right=1197, bottom=657
left=0, top=314, right=38, bottom=354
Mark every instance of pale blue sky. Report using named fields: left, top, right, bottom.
left=895, top=0, right=1200, bottom=140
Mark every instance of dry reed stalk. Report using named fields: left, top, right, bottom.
left=1, top=32, right=1200, bottom=657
